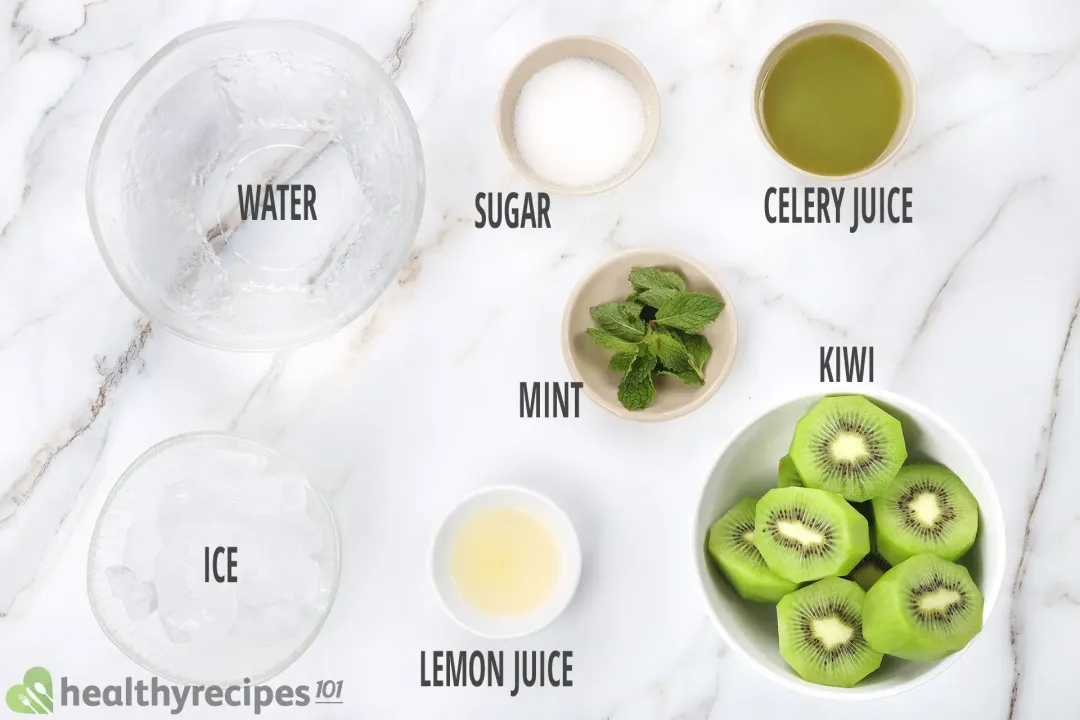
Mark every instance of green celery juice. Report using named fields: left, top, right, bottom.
left=761, top=34, right=903, bottom=176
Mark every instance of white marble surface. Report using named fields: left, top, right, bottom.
left=1, top=0, right=1078, bottom=717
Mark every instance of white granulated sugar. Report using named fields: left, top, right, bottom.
left=514, top=58, right=646, bottom=188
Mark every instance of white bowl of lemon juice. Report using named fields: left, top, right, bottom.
left=431, top=486, right=581, bottom=639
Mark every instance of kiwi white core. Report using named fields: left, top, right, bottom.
left=908, top=493, right=942, bottom=526
left=917, top=588, right=961, bottom=612
left=742, top=530, right=754, bottom=544
left=811, top=617, right=854, bottom=648
left=777, top=520, right=825, bottom=546
left=830, top=432, right=869, bottom=463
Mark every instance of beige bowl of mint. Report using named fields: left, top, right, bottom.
left=562, top=249, right=738, bottom=421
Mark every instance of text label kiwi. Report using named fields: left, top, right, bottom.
left=820, top=346, right=874, bottom=383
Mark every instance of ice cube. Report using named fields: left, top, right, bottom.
left=275, top=472, right=309, bottom=513
left=233, top=601, right=305, bottom=647
left=123, top=581, right=158, bottom=621
left=160, top=582, right=238, bottom=645
left=123, top=522, right=162, bottom=580
left=106, top=565, right=139, bottom=599
left=161, top=611, right=193, bottom=644
left=158, top=479, right=201, bottom=527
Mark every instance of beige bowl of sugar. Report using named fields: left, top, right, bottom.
left=497, top=36, right=661, bottom=195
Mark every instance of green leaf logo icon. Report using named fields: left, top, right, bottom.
left=5, top=667, right=53, bottom=714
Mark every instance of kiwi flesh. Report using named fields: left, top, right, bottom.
left=872, top=464, right=979, bottom=566
left=790, top=396, right=907, bottom=502
left=707, top=498, right=799, bottom=603
left=862, top=554, right=983, bottom=661
left=778, top=455, right=804, bottom=487
left=777, top=577, right=883, bottom=687
left=754, top=487, right=869, bottom=583
left=846, top=546, right=891, bottom=591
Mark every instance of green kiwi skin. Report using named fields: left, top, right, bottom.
left=872, top=464, right=980, bottom=566
left=862, top=554, right=984, bottom=661
left=777, top=577, right=883, bottom=687
left=778, top=455, right=804, bottom=488
left=707, top=498, right=799, bottom=604
left=753, top=487, right=870, bottom=583
left=790, top=395, right=907, bottom=502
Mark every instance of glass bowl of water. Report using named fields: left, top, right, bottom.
left=87, top=433, right=341, bottom=685
left=87, top=20, right=425, bottom=350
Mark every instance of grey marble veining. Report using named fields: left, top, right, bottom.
left=0, top=0, right=1078, bottom=717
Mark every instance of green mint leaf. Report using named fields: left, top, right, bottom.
left=618, top=354, right=657, bottom=410
left=657, top=368, right=706, bottom=386
left=629, top=266, right=686, bottom=293
left=590, top=303, right=646, bottom=342
left=654, top=292, right=725, bottom=333
left=586, top=328, right=642, bottom=354
left=622, top=300, right=645, bottom=318
left=679, top=332, right=712, bottom=373
left=637, top=287, right=680, bottom=309
left=625, top=292, right=640, bottom=303
left=644, top=328, right=696, bottom=374
left=609, top=352, right=637, bottom=372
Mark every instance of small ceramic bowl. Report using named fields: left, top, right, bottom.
left=497, top=36, right=661, bottom=195
left=693, top=391, right=1007, bottom=700
left=753, top=20, right=917, bottom=180
left=562, top=248, right=737, bottom=422
left=431, top=485, right=582, bottom=639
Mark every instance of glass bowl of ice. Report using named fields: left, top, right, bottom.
left=87, top=432, right=340, bottom=685
left=87, top=20, right=425, bottom=350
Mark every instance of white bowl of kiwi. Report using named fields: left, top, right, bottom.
left=693, top=391, right=1006, bottom=699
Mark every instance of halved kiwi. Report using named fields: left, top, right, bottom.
left=778, top=455, right=803, bottom=487
left=871, top=464, right=979, bottom=566
left=862, top=554, right=983, bottom=661
left=777, top=577, right=883, bottom=687
left=790, top=396, right=907, bottom=502
left=846, top=537, right=891, bottom=591
left=707, top=498, right=799, bottom=603
left=753, top=487, right=869, bottom=583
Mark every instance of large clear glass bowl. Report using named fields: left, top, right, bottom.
left=87, top=433, right=341, bottom=685
left=87, top=21, right=425, bottom=350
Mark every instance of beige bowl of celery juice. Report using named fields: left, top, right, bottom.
left=754, top=21, right=916, bottom=179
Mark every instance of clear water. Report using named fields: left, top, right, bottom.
left=96, top=40, right=423, bottom=347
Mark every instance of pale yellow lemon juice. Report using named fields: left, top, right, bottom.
left=449, top=507, right=561, bottom=616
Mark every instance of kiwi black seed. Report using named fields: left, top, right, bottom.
left=790, top=396, right=907, bottom=502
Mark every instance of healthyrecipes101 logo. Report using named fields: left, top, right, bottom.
left=6, top=667, right=345, bottom=715
left=6, top=668, right=53, bottom=714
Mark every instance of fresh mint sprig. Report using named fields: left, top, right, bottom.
left=585, top=265, right=725, bottom=410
